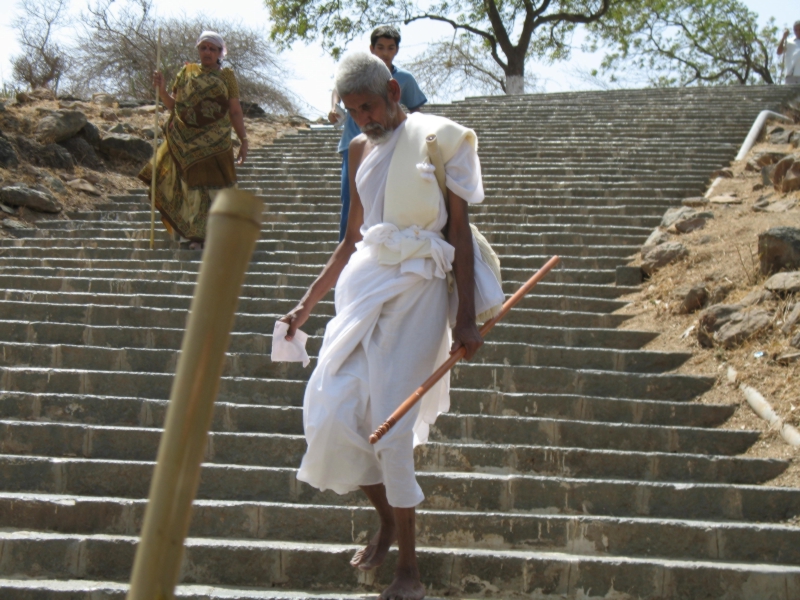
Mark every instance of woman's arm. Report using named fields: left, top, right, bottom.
left=153, top=71, right=175, bottom=110
left=446, top=191, right=483, bottom=360
left=281, top=137, right=367, bottom=339
left=229, top=98, right=248, bottom=164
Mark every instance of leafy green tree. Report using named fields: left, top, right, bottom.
left=586, top=0, right=781, bottom=86
left=266, top=0, right=615, bottom=94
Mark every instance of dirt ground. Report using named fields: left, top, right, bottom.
left=618, top=120, right=800, bottom=500
left=0, top=97, right=307, bottom=232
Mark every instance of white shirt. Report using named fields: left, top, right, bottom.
left=785, top=38, right=800, bottom=77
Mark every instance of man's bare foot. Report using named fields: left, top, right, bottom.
left=379, top=565, right=425, bottom=600
left=350, top=523, right=396, bottom=571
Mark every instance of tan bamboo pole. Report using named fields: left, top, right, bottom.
left=150, top=28, right=162, bottom=250
left=370, top=255, right=560, bottom=444
left=127, top=189, right=263, bottom=600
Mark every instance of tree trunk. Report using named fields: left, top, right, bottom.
left=504, top=56, right=525, bottom=95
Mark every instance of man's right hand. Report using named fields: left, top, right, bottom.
left=280, top=304, right=311, bottom=341
left=784, top=29, right=791, bottom=40
left=328, top=109, right=340, bottom=124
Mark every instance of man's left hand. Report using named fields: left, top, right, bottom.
left=451, top=321, right=483, bottom=361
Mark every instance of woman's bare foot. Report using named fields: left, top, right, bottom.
left=350, top=523, right=396, bottom=571
left=379, top=565, right=426, bottom=600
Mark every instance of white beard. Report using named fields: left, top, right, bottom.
left=362, top=103, right=399, bottom=145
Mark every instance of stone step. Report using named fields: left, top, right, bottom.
left=2, top=395, right=768, bottom=484
left=1, top=532, right=799, bottom=599
left=0, top=410, right=757, bottom=458
left=0, top=365, right=715, bottom=405
left=0, top=386, right=743, bottom=435
left=1, top=455, right=798, bottom=521
left=0, top=338, right=688, bottom=375
left=3, top=494, right=799, bottom=565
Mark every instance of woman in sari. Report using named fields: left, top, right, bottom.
left=139, top=31, right=248, bottom=250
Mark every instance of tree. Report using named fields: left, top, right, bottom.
left=266, top=0, right=617, bottom=94
left=72, top=0, right=298, bottom=112
left=403, top=34, right=541, bottom=99
left=10, top=0, right=73, bottom=91
left=586, top=0, right=781, bottom=86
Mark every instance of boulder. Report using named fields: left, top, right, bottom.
left=714, top=309, right=772, bottom=349
left=100, top=109, right=118, bottom=121
left=790, top=131, right=800, bottom=148
left=641, top=228, right=669, bottom=254
left=0, top=134, right=19, bottom=168
left=708, top=283, right=734, bottom=304
left=35, top=110, right=88, bottom=144
left=673, top=216, right=709, bottom=234
left=782, top=303, right=800, bottom=334
left=240, top=101, right=266, bottom=117
left=0, top=185, right=62, bottom=213
left=697, top=304, right=742, bottom=347
left=758, top=227, right=800, bottom=274
left=681, top=197, right=708, bottom=207
left=746, top=151, right=788, bottom=171
left=40, top=173, right=66, bottom=195
left=1, top=217, right=35, bottom=231
left=767, top=126, right=791, bottom=145
left=66, top=179, right=101, bottom=196
left=13, top=135, right=74, bottom=171
left=709, top=194, right=741, bottom=205
left=661, top=206, right=695, bottom=228
left=765, top=198, right=798, bottom=212
left=59, top=137, right=104, bottom=171
left=92, top=93, right=117, bottom=107
left=675, top=285, right=708, bottom=314
left=781, top=171, right=800, bottom=193
left=740, top=289, right=773, bottom=307
left=29, top=88, right=56, bottom=101
left=133, top=105, right=157, bottom=115
left=641, top=242, right=688, bottom=276
left=764, top=271, right=800, bottom=294
left=78, top=122, right=102, bottom=148
left=99, top=133, right=152, bottom=162
left=0, top=202, right=17, bottom=215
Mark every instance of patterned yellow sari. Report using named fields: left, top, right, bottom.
left=139, top=64, right=237, bottom=242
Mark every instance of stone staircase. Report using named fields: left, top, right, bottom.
left=1, top=85, right=800, bottom=599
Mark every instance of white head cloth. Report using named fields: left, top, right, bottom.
left=196, top=31, right=227, bottom=60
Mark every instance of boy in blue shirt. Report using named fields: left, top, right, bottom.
left=328, top=25, right=428, bottom=240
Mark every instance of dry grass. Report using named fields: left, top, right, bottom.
left=617, top=123, right=800, bottom=496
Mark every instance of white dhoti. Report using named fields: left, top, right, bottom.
left=296, top=240, right=451, bottom=508
left=295, top=115, right=503, bottom=508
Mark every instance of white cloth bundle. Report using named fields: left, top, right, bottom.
left=270, top=321, right=310, bottom=367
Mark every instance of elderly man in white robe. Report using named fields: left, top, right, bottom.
left=279, top=52, right=503, bottom=600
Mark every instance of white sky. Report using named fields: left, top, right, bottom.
left=0, top=0, right=791, bottom=118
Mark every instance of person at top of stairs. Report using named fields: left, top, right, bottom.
left=778, top=20, right=800, bottom=84
left=328, top=25, right=428, bottom=241
left=277, top=52, right=502, bottom=600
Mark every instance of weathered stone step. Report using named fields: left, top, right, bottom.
left=0, top=407, right=755, bottom=458
left=2, top=455, right=798, bottom=521
left=2, top=531, right=799, bottom=599
left=37, top=219, right=654, bottom=238
left=3, top=494, right=799, bottom=565
left=0, top=364, right=714, bottom=405
left=0, top=338, right=687, bottom=376
left=1, top=374, right=739, bottom=428
left=1, top=395, right=765, bottom=482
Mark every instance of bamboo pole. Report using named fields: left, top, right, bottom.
left=127, top=189, right=263, bottom=600
left=150, top=28, right=162, bottom=250
left=370, top=255, right=560, bottom=444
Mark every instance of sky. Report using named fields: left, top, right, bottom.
left=0, top=0, right=791, bottom=118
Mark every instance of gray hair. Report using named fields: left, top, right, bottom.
left=335, top=53, right=392, bottom=100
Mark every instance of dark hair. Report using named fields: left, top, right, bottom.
left=370, top=25, right=401, bottom=48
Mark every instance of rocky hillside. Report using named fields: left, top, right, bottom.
left=0, top=88, right=309, bottom=236
left=624, top=111, right=800, bottom=493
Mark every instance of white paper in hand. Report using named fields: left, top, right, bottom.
left=270, top=321, right=310, bottom=367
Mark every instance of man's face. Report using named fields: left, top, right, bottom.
left=795, top=23, right=800, bottom=38
left=342, top=85, right=401, bottom=144
left=370, top=37, right=399, bottom=70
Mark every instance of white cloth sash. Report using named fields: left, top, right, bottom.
left=361, top=222, right=455, bottom=281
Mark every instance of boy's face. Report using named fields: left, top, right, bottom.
left=370, top=37, right=399, bottom=70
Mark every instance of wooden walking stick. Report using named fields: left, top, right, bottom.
left=127, top=189, right=263, bottom=600
left=370, top=255, right=561, bottom=444
left=150, top=28, right=162, bottom=251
